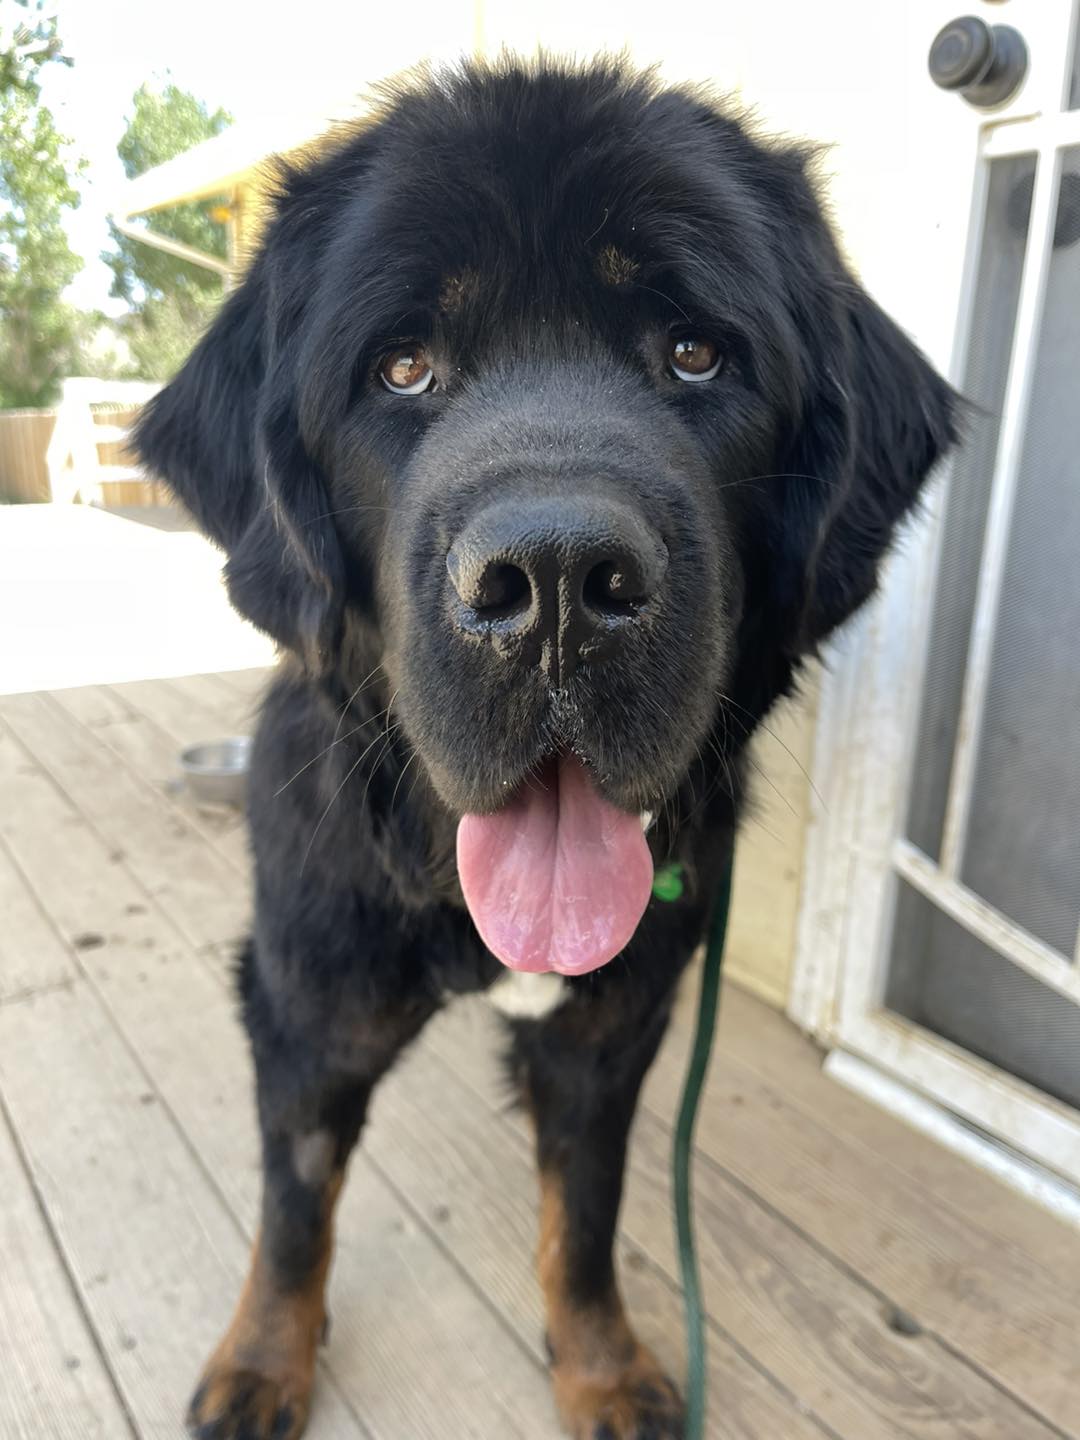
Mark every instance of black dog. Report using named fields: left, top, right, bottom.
left=136, top=57, right=956, bottom=1440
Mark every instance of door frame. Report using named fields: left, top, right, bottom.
left=789, top=0, right=1080, bottom=1192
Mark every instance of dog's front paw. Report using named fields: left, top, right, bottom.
left=552, top=1344, right=685, bottom=1440
left=187, top=1364, right=311, bottom=1440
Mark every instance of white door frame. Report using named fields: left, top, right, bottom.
left=790, top=0, right=1080, bottom=1191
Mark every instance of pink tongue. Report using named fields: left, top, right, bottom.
left=456, top=756, right=654, bottom=975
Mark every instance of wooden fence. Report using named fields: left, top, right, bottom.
left=0, top=403, right=167, bottom=506
left=0, top=410, right=56, bottom=503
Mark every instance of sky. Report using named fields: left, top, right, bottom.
left=39, top=0, right=440, bottom=313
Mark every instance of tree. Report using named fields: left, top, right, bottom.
left=0, top=0, right=69, bottom=92
left=0, top=1, right=84, bottom=407
left=105, top=83, right=232, bottom=380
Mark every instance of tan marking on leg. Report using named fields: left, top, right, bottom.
left=538, top=1172, right=683, bottom=1439
left=188, top=1175, right=343, bottom=1440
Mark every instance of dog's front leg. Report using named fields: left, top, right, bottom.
left=511, top=976, right=688, bottom=1440
left=187, top=941, right=436, bottom=1440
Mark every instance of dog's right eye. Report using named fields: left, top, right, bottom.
left=380, top=346, right=436, bottom=395
left=669, top=335, right=723, bottom=383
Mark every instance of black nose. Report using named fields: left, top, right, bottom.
left=446, top=495, right=667, bottom=686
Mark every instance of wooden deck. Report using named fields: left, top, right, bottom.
left=1, top=668, right=1078, bottom=1440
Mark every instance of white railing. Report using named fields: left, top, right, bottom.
left=45, top=377, right=161, bottom=506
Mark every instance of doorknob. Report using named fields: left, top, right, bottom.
left=928, top=15, right=1028, bottom=108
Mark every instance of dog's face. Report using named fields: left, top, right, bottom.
left=137, top=61, right=956, bottom=974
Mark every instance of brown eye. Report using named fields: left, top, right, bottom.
left=380, top=345, right=435, bottom=394
left=669, top=335, right=722, bottom=383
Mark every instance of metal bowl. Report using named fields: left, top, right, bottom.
left=179, top=736, right=252, bottom=807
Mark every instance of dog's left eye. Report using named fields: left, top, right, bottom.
left=380, top=345, right=436, bottom=394
left=669, top=336, right=723, bottom=383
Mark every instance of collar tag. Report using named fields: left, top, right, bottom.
left=652, top=861, right=684, bottom=902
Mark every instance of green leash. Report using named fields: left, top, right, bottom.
left=654, top=857, right=734, bottom=1440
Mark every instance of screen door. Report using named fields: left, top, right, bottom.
left=798, top=0, right=1080, bottom=1191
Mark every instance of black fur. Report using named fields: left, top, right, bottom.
left=136, top=57, right=956, bottom=1439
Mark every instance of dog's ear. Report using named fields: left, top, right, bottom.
left=679, top=117, right=960, bottom=661
left=134, top=253, right=343, bottom=670
left=776, top=274, right=959, bottom=653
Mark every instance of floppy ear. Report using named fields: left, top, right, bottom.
left=133, top=255, right=344, bottom=670
left=779, top=279, right=959, bottom=651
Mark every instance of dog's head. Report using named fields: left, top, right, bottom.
left=137, top=59, right=956, bottom=973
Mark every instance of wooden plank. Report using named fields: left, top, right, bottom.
left=113, top=674, right=257, bottom=868
left=6, top=691, right=1077, bottom=1434
left=83, top=676, right=256, bottom=876
left=332, top=1166, right=556, bottom=1440
left=207, top=666, right=274, bottom=702
left=0, top=841, right=74, bottom=1002
left=622, top=1109, right=1059, bottom=1440
left=104, top=674, right=237, bottom=753
left=719, top=983, right=1080, bottom=1260
left=0, top=1102, right=133, bottom=1440
left=50, top=685, right=189, bottom=792
left=73, top=928, right=559, bottom=1440
left=0, top=721, right=173, bottom=971
left=162, top=671, right=263, bottom=726
left=0, top=981, right=367, bottom=1440
left=637, top=983, right=1080, bottom=1434
left=112, top=672, right=261, bottom=743
left=47, top=684, right=131, bottom=728
left=0, top=718, right=553, bottom=1438
left=0, top=693, right=249, bottom=950
left=422, top=1003, right=1065, bottom=1440
left=371, top=1029, right=834, bottom=1440
left=49, top=685, right=250, bottom=877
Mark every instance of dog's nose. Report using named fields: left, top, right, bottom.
left=446, top=496, right=667, bottom=686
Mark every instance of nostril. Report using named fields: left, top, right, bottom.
left=472, top=562, right=531, bottom=618
left=583, top=559, right=646, bottom=619
left=447, top=541, right=533, bottom=622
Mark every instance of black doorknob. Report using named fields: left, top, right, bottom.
left=929, top=16, right=1028, bottom=109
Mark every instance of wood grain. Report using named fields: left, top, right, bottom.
left=0, top=839, right=74, bottom=1002
left=3, top=675, right=1076, bottom=1439
left=421, top=1002, right=1069, bottom=1440
left=0, top=980, right=371, bottom=1440
left=0, top=691, right=250, bottom=950
left=639, top=983, right=1080, bottom=1433
left=0, top=715, right=554, bottom=1440
left=0, top=1102, right=134, bottom=1440
left=204, top=667, right=274, bottom=703
left=72, top=933, right=561, bottom=1440
left=371, top=1029, right=835, bottom=1440
left=111, top=671, right=263, bottom=742
left=48, top=684, right=250, bottom=876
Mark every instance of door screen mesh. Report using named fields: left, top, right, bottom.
left=960, top=150, right=1080, bottom=957
left=889, top=150, right=1080, bottom=1108
left=905, top=154, right=1034, bottom=859
left=887, top=882, right=1080, bottom=1112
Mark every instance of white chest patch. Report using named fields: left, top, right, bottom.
left=486, top=969, right=568, bottom=1020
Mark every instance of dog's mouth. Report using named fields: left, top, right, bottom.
left=455, top=753, right=654, bottom=975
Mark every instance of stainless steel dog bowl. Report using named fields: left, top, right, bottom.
left=179, top=737, right=252, bottom=807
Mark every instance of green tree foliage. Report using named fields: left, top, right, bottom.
left=105, top=84, right=232, bottom=379
left=0, top=1, right=84, bottom=407
left=0, top=0, right=69, bottom=90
